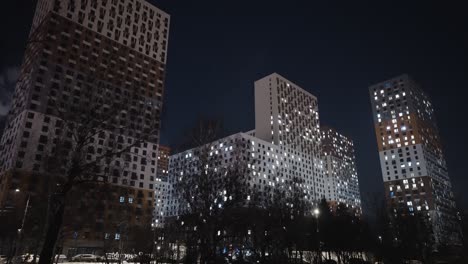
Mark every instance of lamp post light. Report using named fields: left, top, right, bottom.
left=151, top=223, right=159, bottom=264
left=313, top=208, right=321, bottom=264
left=10, top=189, right=31, bottom=262
left=117, top=221, right=127, bottom=264
left=313, top=208, right=320, bottom=217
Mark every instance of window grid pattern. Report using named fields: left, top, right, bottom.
left=369, top=74, right=461, bottom=245
left=165, top=133, right=325, bottom=218
left=321, top=127, right=361, bottom=212
left=32, top=0, right=170, bottom=63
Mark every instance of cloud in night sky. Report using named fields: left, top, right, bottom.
left=0, top=66, right=19, bottom=116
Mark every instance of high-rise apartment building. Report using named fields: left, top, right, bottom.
left=255, top=73, right=325, bottom=200
left=154, top=145, right=170, bottom=226
left=369, top=74, right=461, bottom=245
left=0, top=0, right=169, bottom=252
left=165, top=73, right=349, bottom=218
left=156, top=146, right=170, bottom=181
left=321, top=126, right=361, bottom=213
left=166, top=132, right=323, bottom=217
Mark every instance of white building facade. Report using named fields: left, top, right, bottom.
left=321, top=126, right=361, bottom=213
left=254, top=73, right=326, bottom=200
left=162, top=73, right=364, bottom=220
left=369, top=74, right=462, bottom=246
left=165, top=132, right=324, bottom=218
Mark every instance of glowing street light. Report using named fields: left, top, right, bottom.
left=313, top=208, right=320, bottom=216
left=313, top=208, right=321, bottom=263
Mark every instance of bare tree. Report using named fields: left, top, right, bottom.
left=0, top=6, right=162, bottom=263
left=32, top=77, right=160, bottom=264
left=171, top=119, right=252, bottom=263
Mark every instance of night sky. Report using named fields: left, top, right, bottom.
left=1, top=1, right=467, bottom=212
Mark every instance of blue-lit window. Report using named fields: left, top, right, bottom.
left=390, top=191, right=395, bottom=197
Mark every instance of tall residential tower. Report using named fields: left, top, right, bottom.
left=369, top=74, right=461, bottom=246
left=255, top=73, right=325, bottom=200
left=0, top=0, right=170, bottom=252
left=321, top=126, right=361, bottom=214
left=165, top=73, right=360, bottom=219
left=154, top=145, right=170, bottom=226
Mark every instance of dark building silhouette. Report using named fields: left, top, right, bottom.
left=0, top=0, right=170, bottom=253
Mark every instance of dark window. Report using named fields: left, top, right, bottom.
left=39, top=135, right=48, bottom=144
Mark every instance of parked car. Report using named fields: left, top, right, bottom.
left=103, top=253, right=120, bottom=262
left=19, top=254, right=39, bottom=263
left=54, top=254, right=67, bottom=263
left=71, top=254, right=100, bottom=262
left=0, top=255, right=7, bottom=264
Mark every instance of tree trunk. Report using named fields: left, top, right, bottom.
left=38, top=194, right=65, bottom=264
left=261, top=246, right=265, bottom=263
left=6, top=236, right=15, bottom=264
left=32, top=237, right=42, bottom=264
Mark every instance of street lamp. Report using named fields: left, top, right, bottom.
left=151, top=223, right=159, bottom=264
left=313, top=208, right=321, bottom=264
left=11, top=189, right=30, bottom=261
left=313, top=208, right=320, bottom=217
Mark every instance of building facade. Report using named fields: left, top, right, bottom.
left=369, top=74, right=461, bottom=246
left=255, top=73, right=325, bottom=201
left=321, top=126, right=361, bottom=214
left=154, top=145, right=170, bottom=226
left=166, top=132, right=323, bottom=218
left=0, top=0, right=169, bottom=252
left=165, top=73, right=358, bottom=219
